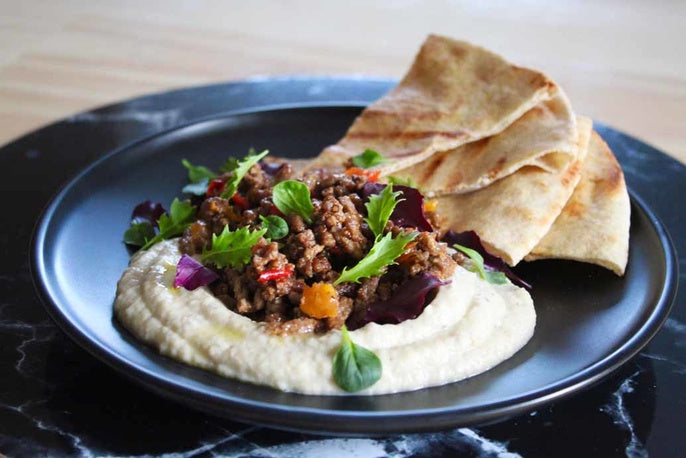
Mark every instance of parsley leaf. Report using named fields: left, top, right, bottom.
left=364, top=183, right=403, bottom=239
left=272, top=180, right=314, bottom=224
left=453, top=243, right=508, bottom=285
left=351, top=149, right=387, bottom=169
left=332, top=325, right=382, bottom=392
left=220, top=150, right=269, bottom=199
left=201, top=225, right=267, bottom=269
left=141, top=198, right=197, bottom=250
left=123, top=221, right=156, bottom=247
left=259, top=215, right=289, bottom=240
left=334, top=231, right=417, bottom=285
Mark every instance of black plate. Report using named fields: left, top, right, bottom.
left=32, top=105, right=677, bottom=435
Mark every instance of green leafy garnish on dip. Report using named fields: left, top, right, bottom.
left=142, top=199, right=196, bottom=250
left=453, top=243, right=508, bottom=285
left=259, top=215, right=289, bottom=240
left=334, top=231, right=417, bottom=285
left=123, top=221, right=156, bottom=247
left=351, top=149, right=387, bottom=169
left=201, top=225, right=267, bottom=269
left=364, top=183, right=403, bottom=239
left=220, top=149, right=269, bottom=200
left=333, top=325, right=382, bottom=392
left=272, top=180, right=314, bottom=224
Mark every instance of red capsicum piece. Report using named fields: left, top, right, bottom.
left=206, top=179, right=226, bottom=197
left=344, top=167, right=381, bottom=182
left=231, top=193, right=250, bottom=210
left=257, top=264, right=294, bottom=283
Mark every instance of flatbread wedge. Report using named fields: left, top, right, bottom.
left=391, top=90, right=578, bottom=195
left=436, top=117, right=593, bottom=266
left=309, top=34, right=559, bottom=173
left=525, top=131, right=630, bottom=275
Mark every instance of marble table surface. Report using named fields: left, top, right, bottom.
left=1, top=78, right=684, bottom=457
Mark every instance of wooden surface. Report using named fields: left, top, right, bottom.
left=1, top=0, right=684, bottom=163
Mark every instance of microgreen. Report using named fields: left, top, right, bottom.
left=259, top=215, right=289, bottom=240
left=141, top=198, right=196, bottom=250
left=351, top=149, right=387, bottom=169
left=220, top=150, right=269, bottom=200
left=364, top=183, right=403, bottom=239
left=182, top=159, right=217, bottom=195
left=201, top=225, right=267, bottom=269
left=271, top=180, right=314, bottom=224
left=453, top=243, right=508, bottom=285
left=387, top=175, right=419, bottom=189
left=332, top=325, right=382, bottom=392
left=123, top=221, right=156, bottom=247
left=334, top=231, right=417, bottom=285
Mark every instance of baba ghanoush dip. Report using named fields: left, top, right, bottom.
left=115, top=150, right=535, bottom=395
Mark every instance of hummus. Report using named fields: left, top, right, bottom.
left=115, top=239, right=536, bottom=395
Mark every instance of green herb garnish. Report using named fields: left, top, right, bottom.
left=334, top=231, right=417, bottom=285
left=219, top=147, right=260, bottom=173
left=220, top=150, right=269, bottom=200
left=272, top=180, right=314, bottom=224
left=182, top=159, right=217, bottom=183
left=181, top=159, right=217, bottom=195
left=387, top=175, right=419, bottom=189
left=351, top=149, right=387, bottom=169
left=332, top=325, right=382, bottom=392
left=259, top=215, right=289, bottom=240
left=453, top=243, right=507, bottom=285
left=364, top=184, right=403, bottom=239
left=201, top=225, right=267, bottom=269
left=123, top=221, right=156, bottom=247
left=141, top=199, right=196, bottom=250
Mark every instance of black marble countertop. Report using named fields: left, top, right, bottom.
left=2, top=78, right=684, bottom=457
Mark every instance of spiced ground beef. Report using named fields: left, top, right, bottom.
left=180, top=161, right=458, bottom=335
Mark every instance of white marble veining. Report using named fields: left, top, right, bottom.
left=200, top=428, right=522, bottom=458
left=600, top=371, right=647, bottom=458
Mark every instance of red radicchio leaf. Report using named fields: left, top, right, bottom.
left=362, top=183, right=433, bottom=232
left=442, top=230, right=532, bottom=290
left=174, top=254, right=220, bottom=290
left=131, top=200, right=166, bottom=227
left=346, top=273, right=450, bottom=330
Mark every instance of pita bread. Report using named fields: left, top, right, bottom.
left=436, top=117, right=593, bottom=266
left=309, top=35, right=558, bottom=173
left=525, top=131, right=630, bottom=274
left=390, top=90, right=578, bottom=195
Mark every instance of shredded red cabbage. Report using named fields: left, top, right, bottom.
left=362, top=183, right=433, bottom=232
left=131, top=200, right=166, bottom=227
left=346, top=273, right=450, bottom=330
left=174, top=254, right=220, bottom=290
left=442, top=230, right=531, bottom=290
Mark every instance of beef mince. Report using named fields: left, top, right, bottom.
left=180, top=162, right=459, bottom=335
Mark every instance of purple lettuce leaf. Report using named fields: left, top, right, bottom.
left=259, top=161, right=286, bottom=177
left=346, top=273, right=450, bottom=330
left=362, top=183, right=433, bottom=232
left=174, top=254, right=220, bottom=290
left=442, top=230, right=531, bottom=290
left=131, top=200, right=166, bottom=227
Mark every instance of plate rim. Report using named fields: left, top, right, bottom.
left=30, top=103, right=679, bottom=434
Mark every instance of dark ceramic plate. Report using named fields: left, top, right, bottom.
left=32, top=105, right=677, bottom=435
